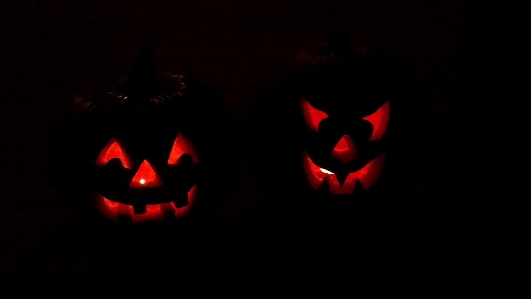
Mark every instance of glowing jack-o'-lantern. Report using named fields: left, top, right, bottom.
left=300, top=98, right=389, bottom=195
left=247, top=31, right=418, bottom=200
left=52, top=50, right=238, bottom=222
left=93, top=134, right=199, bottom=221
left=246, top=32, right=424, bottom=266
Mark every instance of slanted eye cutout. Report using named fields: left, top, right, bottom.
left=301, top=98, right=328, bottom=132
left=362, top=101, right=390, bottom=141
left=95, top=137, right=132, bottom=169
left=168, top=133, right=200, bottom=165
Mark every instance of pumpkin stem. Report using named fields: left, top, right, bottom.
left=125, top=48, right=158, bottom=97
left=326, top=26, right=351, bottom=55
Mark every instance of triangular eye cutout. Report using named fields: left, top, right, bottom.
left=130, top=160, right=162, bottom=188
left=95, top=137, right=132, bottom=169
left=301, top=98, right=328, bottom=132
left=362, top=101, right=390, bottom=141
left=168, top=134, right=200, bottom=165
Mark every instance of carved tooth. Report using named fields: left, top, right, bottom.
left=133, top=204, right=147, bottom=214
left=173, top=193, right=189, bottom=208
left=316, top=178, right=331, bottom=195
left=335, top=172, right=349, bottom=186
left=354, top=179, right=366, bottom=196
left=117, top=213, right=133, bottom=222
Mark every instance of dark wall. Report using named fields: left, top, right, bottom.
left=0, top=0, right=529, bottom=293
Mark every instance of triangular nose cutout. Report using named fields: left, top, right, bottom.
left=130, top=160, right=162, bottom=188
left=331, top=135, right=357, bottom=163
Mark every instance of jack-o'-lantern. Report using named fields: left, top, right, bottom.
left=92, top=132, right=199, bottom=222
left=247, top=31, right=422, bottom=208
left=245, top=32, right=427, bottom=288
left=52, top=50, right=238, bottom=222
left=300, top=95, right=388, bottom=195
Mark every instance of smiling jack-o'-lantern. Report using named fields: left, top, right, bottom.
left=52, top=50, right=238, bottom=222
left=92, top=133, right=199, bottom=221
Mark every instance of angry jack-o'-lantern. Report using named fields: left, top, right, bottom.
left=300, top=97, right=388, bottom=195
left=247, top=31, right=421, bottom=207
left=245, top=33, right=426, bottom=285
left=52, top=50, right=238, bottom=222
left=295, top=36, right=396, bottom=197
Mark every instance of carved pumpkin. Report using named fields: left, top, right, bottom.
left=52, top=50, right=238, bottom=222
left=93, top=133, right=199, bottom=222
left=245, top=33, right=427, bottom=292
left=300, top=97, right=388, bottom=195
left=248, top=31, right=421, bottom=205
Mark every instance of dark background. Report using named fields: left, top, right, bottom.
left=0, top=0, right=529, bottom=294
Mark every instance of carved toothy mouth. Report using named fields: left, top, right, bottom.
left=302, top=152, right=385, bottom=194
left=95, top=185, right=197, bottom=222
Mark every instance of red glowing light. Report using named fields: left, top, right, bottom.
left=331, top=135, right=357, bottom=163
left=95, top=138, right=132, bottom=169
left=96, top=185, right=197, bottom=221
left=302, top=152, right=385, bottom=194
left=130, top=160, right=162, bottom=188
left=301, top=98, right=328, bottom=132
left=168, top=134, right=200, bottom=164
left=363, top=101, right=390, bottom=141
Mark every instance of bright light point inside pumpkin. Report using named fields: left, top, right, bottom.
left=321, top=168, right=333, bottom=174
left=130, top=160, right=162, bottom=188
